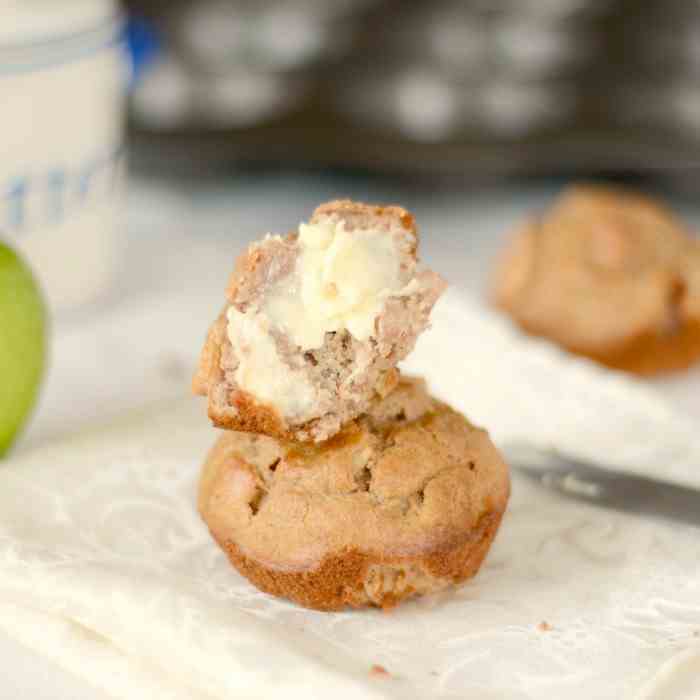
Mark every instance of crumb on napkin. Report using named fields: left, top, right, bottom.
left=370, top=664, right=390, bottom=678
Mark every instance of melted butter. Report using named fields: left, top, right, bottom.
left=264, top=220, right=408, bottom=350
left=285, top=423, right=363, bottom=464
left=227, top=307, right=317, bottom=419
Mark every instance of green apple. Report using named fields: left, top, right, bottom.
left=0, top=242, right=47, bottom=455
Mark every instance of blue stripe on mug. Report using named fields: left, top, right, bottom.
left=1, top=146, right=126, bottom=236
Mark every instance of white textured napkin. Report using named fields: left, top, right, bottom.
left=2, top=291, right=700, bottom=700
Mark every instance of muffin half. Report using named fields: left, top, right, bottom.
left=194, top=200, right=446, bottom=441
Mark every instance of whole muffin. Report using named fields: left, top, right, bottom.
left=492, top=185, right=700, bottom=375
left=199, top=378, right=510, bottom=611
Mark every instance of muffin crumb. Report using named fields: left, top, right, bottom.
left=370, top=664, right=390, bottom=678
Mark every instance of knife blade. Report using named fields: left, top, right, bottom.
left=504, top=443, right=700, bottom=529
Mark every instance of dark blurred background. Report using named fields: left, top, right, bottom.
left=125, top=0, right=700, bottom=180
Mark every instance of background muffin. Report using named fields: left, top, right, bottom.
left=492, top=185, right=700, bottom=375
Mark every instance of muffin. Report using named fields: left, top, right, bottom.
left=194, top=200, right=445, bottom=442
left=199, top=377, right=510, bottom=611
left=492, top=185, right=700, bottom=375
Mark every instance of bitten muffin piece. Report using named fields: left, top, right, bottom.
left=194, top=200, right=446, bottom=442
left=492, top=185, right=700, bottom=375
left=199, top=377, right=510, bottom=611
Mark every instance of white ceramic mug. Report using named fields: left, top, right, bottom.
left=0, top=0, right=128, bottom=310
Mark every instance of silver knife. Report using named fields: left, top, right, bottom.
left=504, top=443, right=700, bottom=529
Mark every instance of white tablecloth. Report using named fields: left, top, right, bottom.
left=4, top=176, right=699, bottom=699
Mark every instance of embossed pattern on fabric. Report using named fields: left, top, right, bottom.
left=0, top=291, right=698, bottom=699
